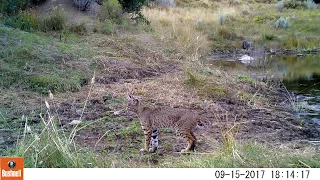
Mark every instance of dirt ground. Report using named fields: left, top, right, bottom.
left=47, top=47, right=320, bottom=154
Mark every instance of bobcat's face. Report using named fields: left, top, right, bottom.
left=127, top=94, right=139, bottom=112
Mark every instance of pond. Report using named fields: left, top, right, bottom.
left=208, top=53, right=320, bottom=125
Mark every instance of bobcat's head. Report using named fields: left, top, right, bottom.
left=127, top=94, right=140, bottom=112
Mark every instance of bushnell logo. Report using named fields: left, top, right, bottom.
left=7, top=161, right=16, bottom=169
left=1, top=157, right=24, bottom=180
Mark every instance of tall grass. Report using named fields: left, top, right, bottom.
left=214, top=111, right=241, bottom=159
left=142, top=7, right=213, bottom=55
left=40, top=7, right=67, bottom=32
left=4, top=74, right=97, bottom=168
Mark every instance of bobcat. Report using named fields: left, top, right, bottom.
left=127, top=94, right=203, bottom=153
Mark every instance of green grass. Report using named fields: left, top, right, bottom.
left=0, top=26, right=94, bottom=94
left=1, top=97, right=318, bottom=168
left=4, top=130, right=319, bottom=168
left=154, top=143, right=320, bottom=168
left=2, top=108, right=317, bottom=168
left=197, top=4, right=320, bottom=51
left=236, top=75, right=256, bottom=83
left=120, top=121, right=143, bottom=137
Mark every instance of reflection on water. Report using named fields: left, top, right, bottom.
left=209, top=54, right=320, bottom=125
left=268, top=55, right=320, bottom=81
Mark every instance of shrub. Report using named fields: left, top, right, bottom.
left=263, top=33, right=276, bottom=41
left=101, top=19, right=114, bottom=35
left=277, top=1, right=285, bottom=12
left=72, top=0, right=94, bottom=11
left=1, top=0, right=28, bottom=16
left=0, top=0, right=46, bottom=16
left=40, top=8, right=67, bottom=32
left=272, top=17, right=290, bottom=29
left=284, top=35, right=299, bottom=49
left=253, top=16, right=265, bottom=24
left=218, top=28, right=240, bottom=40
left=217, top=11, right=227, bottom=25
left=119, top=0, right=148, bottom=13
left=98, top=0, right=122, bottom=22
left=284, top=0, right=305, bottom=9
left=68, top=21, right=88, bottom=35
left=4, top=11, right=40, bottom=31
left=155, top=0, right=176, bottom=7
left=304, top=0, right=317, bottom=9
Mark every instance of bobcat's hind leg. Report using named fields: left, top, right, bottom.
left=149, top=127, right=159, bottom=153
left=177, top=130, right=196, bottom=153
left=140, top=126, right=152, bottom=153
left=189, top=131, right=197, bottom=151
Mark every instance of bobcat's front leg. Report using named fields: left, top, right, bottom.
left=148, top=127, right=159, bottom=153
left=140, top=127, right=152, bottom=153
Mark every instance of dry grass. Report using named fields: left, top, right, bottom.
left=143, top=1, right=320, bottom=54
left=142, top=2, right=254, bottom=56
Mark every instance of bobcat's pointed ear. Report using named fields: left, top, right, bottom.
left=127, top=94, right=138, bottom=102
left=127, top=92, right=135, bottom=99
left=127, top=94, right=133, bottom=100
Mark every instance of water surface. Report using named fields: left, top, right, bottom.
left=209, top=54, right=320, bottom=125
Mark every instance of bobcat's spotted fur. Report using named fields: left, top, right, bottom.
left=127, top=94, right=202, bottom=153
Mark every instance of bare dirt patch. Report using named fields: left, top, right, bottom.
left=49, top=70, right=320, bottom=155
left=94, top=58, right=180, bottom=84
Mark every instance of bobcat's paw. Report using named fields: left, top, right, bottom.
left=180, top=149, right=191, bottom=154
left=140, top=148, right=148, bottom=152
left=140, top=148, right=149, bottom=155
left=148, top=147, right=157, bottom=153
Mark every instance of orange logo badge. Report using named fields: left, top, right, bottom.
left=0, top=157, right=24, bottom=180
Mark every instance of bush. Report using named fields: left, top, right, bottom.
left=263, top=33, right=276, bottom=41
left=40, top=8, right=67, bottom=32
left=217, top=11, right=227, bottom=25
left=0, top=0, right=28, bottom=16
left=155, top=0, right=176, bottom=7
left=68, top=21, right=88, bottom=35
left=277, top=1, right=285, bottom=12
left=119, top=0, right=148, bottom=14
left=0, top=0, right=46, bottom=16
left=304, top=0, right=317, bottom=9
left=98, top=0, right=122, bottom=22
left=3, top=8, right=66, bottom=32
left=4, top=10, right=40, bottom=31
left=101, top=19, right=114, bottom=35
left=272, top=17, right=290, bottom=29
left=284, top=0, right=305, bottom=9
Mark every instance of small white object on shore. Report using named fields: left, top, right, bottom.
left=239, top=55, right=254, bottom=64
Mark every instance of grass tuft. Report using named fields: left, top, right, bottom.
left=273, top=17, right=290, bottom=29
left=0, top=26, right=94, bottom=93
left=39, top=7, right=67, bottom=32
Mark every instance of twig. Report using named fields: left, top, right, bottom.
left=298, top=160, right=311, bottom=168
left=94, top=130, right=110, bottom=151
left=172, top=151, right=216, bottom=155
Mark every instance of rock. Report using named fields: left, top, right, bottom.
left=242, top=40, right=254, bottom=51
left=239, top=54, right=254, bottom=60
left=86, top=1, right=101, bottom=16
